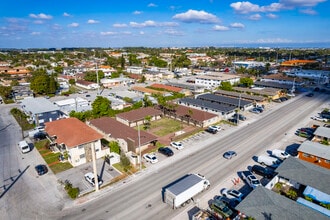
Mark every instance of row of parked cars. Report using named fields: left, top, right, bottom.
left=143, top=141, right=185, bottom=164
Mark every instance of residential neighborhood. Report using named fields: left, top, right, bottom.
left=0, top=47, right=330, bottom=220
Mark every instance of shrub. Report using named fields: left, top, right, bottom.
left=67, top=187, right=80, bottom=199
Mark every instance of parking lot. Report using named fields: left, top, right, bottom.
left=56, top=158, right=121, bottom=195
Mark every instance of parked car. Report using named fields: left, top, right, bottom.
left=35, top=164, right=48, bottom=176
left=170, top=141, right=184, bottom=150
left=84, top=172, right=103, bottom=186
left=241, top=171, right=261, bottom=189
left=251, top=165, right=276, bottom=179
left=257, top=155, right=282, bottom=168
left=249, top=108, right=261, bottom=114
left=233, top=113, right=246, bottom=121
left=306, top=93, right=314, bottom=97
left=311, top=116, right=328, bottom=122
left=228, top=118, right=239, bottom=124
left=270, top=149, right=290, bottom=160
left=143, top=153, right=158, bottom=163
left=158, top=147, right=174, bottom=157
left=33, top=131, right=47, bottom=140
left=221, top=188, right=244, bottom=202
left=214, top=195, right=238, bottom=208
left=279, top=97, right=288, bottom=102
left=295, top=130, right=313, bottom=138
left=210, top=200, right=239, bottom=219
left=205, top=126, right=218, bottom=134
left=223, top=151, right=237, bottom=159
left=209, top=125, right=222, bottom=131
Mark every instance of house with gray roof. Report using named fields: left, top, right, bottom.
left=20, top=97, right=63, bottom=126
left=313, top=126, right=330, bottom=142
left=237, top=157, right=330, bottom=219
left=297, top=140, right=330, bottom=169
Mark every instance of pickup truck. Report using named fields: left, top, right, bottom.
left=241, top=171, right=261, bottom=189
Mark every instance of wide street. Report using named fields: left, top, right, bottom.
left=0, top=92, right=328, bottom=220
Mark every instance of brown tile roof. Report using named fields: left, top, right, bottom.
left=172, top=104, right=218, bottom=122
left=76, top=79, right=95, bottom=85
left=89, top=117, right=157, bottom=146
left=116, top=107, right=163, bottom=122
left=45, top=118, right=103, bottom=148
left=150, top=83, right=182, bottom=92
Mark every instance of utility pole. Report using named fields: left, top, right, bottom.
left=236, top=94, right=241, bottom=125
left=138, top=124, right=142, bottom=171
left=91, top=142, right=99, bottom=191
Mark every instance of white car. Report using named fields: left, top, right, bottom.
left=209, top=125, right=222, bottom=131
left=170, top=141, right=184, bottom=150
left=143, top=153, right=158, bottom=163
left=84, top=172, right=103, bottom=186
left=221, top=188, right=244, bottom=202
left=311, top=116, right=328, bottom=122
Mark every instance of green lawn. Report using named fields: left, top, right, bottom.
left=149, top=118, right=183, bottom=136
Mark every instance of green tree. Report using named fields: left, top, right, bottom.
left=120, top=151, right=131, bottom=172
left=68, top=79, right=75, bottom=85
left=109, top=141, right=121, bottom=154
left=219, top=81, right=233, bottom=91
left=91, top=96, right=111, bottom=117
left=84, top=71, right=104, bottom=82
left=139, top=75, right=146, bottom=83
left=240, top=77, right=254, bottom=87
left=30, top=69, right=58, bottom=94
left=143, top=115, right=152, bottom=130
left=143, top=95, right=153, bottom=107
left=10, top=79, right=19, bottom=87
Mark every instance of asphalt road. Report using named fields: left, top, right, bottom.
left=0, top=92, right=328, bottom=220
left=59, top=93, right=328, bottom=220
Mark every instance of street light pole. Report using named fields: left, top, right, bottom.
left=138, top=124, right=142, bottom=171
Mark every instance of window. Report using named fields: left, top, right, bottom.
left=325, top=160, right=330, bottom=164
left=78, top=145, right=84, bottom=149
left=303, top=153, right=312, bottom=158
left=80, top=154, right=85, bottom=159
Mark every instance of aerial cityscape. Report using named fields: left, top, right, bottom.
left=0, top=1, right=330, bottom=220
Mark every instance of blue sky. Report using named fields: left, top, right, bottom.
left=0, top=0, right=329, bottom=48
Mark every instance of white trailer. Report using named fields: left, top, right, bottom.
left=162, top=173, right=210, bottom=209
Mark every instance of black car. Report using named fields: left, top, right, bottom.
left=306, top=93, right=314, bottom=97
left=279, top=97, right=288, bottom=102
left=233, top=113, right=246, bottom=121
left=35, top=164, right=48, bottom=176
left=158, top=147, right=174, bottom=157
left=34, top=132, right=47, bottom=140
left=228, top=118, right=239, bottom=124
left=251, top=165, right=276, bottom=179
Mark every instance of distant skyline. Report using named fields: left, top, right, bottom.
left=1, top=0, right=330, bottom=49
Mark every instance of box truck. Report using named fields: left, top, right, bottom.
left=162, top=173, right=210, bottom=209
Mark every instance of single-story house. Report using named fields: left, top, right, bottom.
left=297, top=140, right=330, bottom=169
left=88, top=117, right=158, bottom=154
left=75, top=79, right=100, bottom=90
left=116, top=107, right=163, bottom=127
left=45, top=117, right=109, bottom=167
left=312, top=126, right=330, bottom=143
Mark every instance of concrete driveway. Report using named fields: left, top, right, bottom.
left=56, top=158, right=121, bottom=195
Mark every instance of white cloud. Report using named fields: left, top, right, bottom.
left=100, top=31, right=116, bottom=36
left=279, top=0, right=326, bottom=7
left=148, top=3, right=157, bottom=7
left=30, top=32, right=40, bottom=35
left=68, top=22, right=79, bottom=27
left=63, top=12, right=71, bottom=17
left=139, top=31, right=144, bottom=35
left=133, top=11, right=142, bottom=15
left=29, top=13, right=53, bottom=19
left=52, top=24, right=62, bottom=30
left=249, top=14, right=262, bottom=20
left=213, top=25, right=229, bottom=31
left=173, top=10, right=220, bottom=24
left=164, top=29, right=184, bottom=36
left=230, top=22, right=245, bottom=28
left=300, top=8, right=317, bottom=15
left=129, top=20, right=178, bottom=28
left=33, top=20, right=44, bottom=24
left=87, top=19, right=99, bottom=24
left=230, top=2, right=261, bottom=14
left=113, top=23, right=128, bottom=28
left=266, top=13, right=278, bottom=19
left=121, top=31, right=132, bottom=35
left=231, top=0, right=325, bottom=14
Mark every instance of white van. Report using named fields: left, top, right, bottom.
left=271, top=149, right=290, bottom=160
left=257, top=155, right=282, bottom=168
left=19, top=140, right=30, bottom=153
